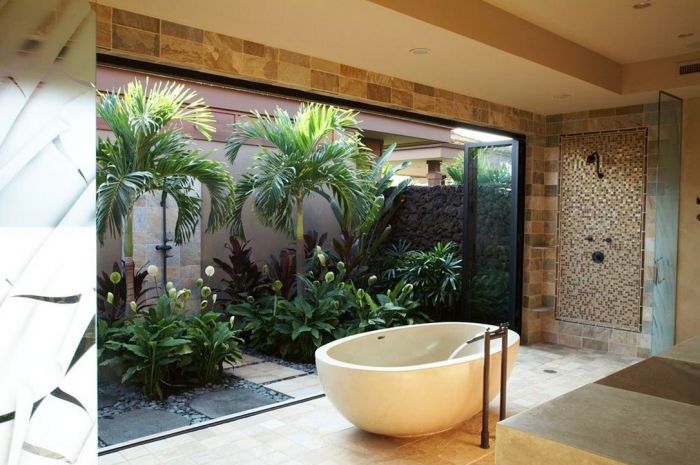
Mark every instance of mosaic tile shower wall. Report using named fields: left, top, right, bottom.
left=557, top=129, right=647, bottom=331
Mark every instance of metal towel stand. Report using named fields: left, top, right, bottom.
left=480, top=322, right=509, bottom=449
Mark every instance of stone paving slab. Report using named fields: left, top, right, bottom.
left=189, top=388, right=276, bottom=418
left=266, top=374, right=323, bottom=398
left=99, top=409, right=190, bottom=445
left=230, top=362, right=306, bottom=384
left=224, top=353, right=263, bottom=368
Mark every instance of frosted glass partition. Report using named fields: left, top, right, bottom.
left=0, top=0, right=96, bottom=463
left=651, top=92, right=682, bottom=355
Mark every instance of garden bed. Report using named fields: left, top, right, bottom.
left=98, top=351, right=318, bottom=447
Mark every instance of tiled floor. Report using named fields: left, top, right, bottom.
left=99, top=344, right=640, bottom=465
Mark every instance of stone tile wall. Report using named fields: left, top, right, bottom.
left=526, top=105, right=658, bottom=357
left=131, top=189, right=201, bottom=294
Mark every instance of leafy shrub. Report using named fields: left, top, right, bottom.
left=228, top=274, right=341, bottom=362
left=99, top=265, right=243, bottom=399
left=385, top=242, right=462, bottom=320
left=337, top=278, right=429, bottom=337
left=101, top=294, right=192, bottom=400
left=228, top=294, right=281, bottom=354
left=186, top=312, right=243, bottom=383
left=228, top=257, right=427, bottom=362
left=275, top=274, right=343, bottom=361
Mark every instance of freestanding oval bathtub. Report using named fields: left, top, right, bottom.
left=315, top=322, right=519, bottom=437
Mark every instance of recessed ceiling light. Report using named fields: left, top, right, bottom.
left=553, top=94, right=571, bottom=100
left=409, top=47, right=431, bottom=55
left=632, top=1, right=652, bottom=9
left=678, top=32, right=695, bottom=39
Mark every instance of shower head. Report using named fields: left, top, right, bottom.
left=586, top=151, right=604, bottom=178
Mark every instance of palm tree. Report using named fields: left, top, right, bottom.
left=225, top=103, right=372, bottom=293
left=97, top=79, right=235, bottom=305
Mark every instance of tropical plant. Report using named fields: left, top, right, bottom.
left=96, top=79, right=235, bottom=303
left=101, top=293, right=192, bottom=400
left=385, top=241, right=462, bottom=320
left=228, top=253, right=427, bottom=362
left=274, top=273, right=343, bottom=361
left=97, top=262, right=153, bottom=322
left=337, top=278, right=428, bottom=337
left=227, top=294, right=280, bottom=354
left=445, top=152, right=465, bottom=185
left=331, top=144, right=411, bottom=280
left=186, top=312, right=243, bottom=383
left=213, top=237, right=265, bottom=304
left=445, top=148, right=511, bottom=185
left=225, top=103, right=373, bottom=293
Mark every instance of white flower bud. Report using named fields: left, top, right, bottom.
left=205, top=265, right=215, bottom=277
left=147, top=265, right=159, bottom=277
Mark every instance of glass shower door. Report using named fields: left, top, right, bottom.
left=651, top=92, right=683, bottom=354
left=461, top=141, right=523, bottom=330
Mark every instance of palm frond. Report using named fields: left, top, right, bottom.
left=96, top=170, right=156, bottom=243
left=96, top=79, right=230, bottom=247
left=225, top=103, right=372, bottom=240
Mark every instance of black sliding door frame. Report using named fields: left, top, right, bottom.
left=461, top=140, right=524, bottom=333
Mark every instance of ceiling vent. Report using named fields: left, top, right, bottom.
left=679, top=62, right=700, bottom=75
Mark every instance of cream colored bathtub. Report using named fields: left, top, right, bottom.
left=315, top=322, right=520, bottom=437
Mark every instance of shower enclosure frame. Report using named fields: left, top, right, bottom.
left=460, top=140, right=525, bottom=333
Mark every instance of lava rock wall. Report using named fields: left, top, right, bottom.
left=389, top=185, right=464, bottom=250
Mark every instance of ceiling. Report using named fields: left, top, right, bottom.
left=484, top=0, right=700, bottom=64
left=99, top=0, right=700, bottom=115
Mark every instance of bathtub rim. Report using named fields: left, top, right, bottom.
left=315, top=321, right=520, bottom=373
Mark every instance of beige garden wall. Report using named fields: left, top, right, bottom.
left=676, top=97, right=700, bottom=342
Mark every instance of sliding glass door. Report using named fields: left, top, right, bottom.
left=461, top=141, right=523, bottom=330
